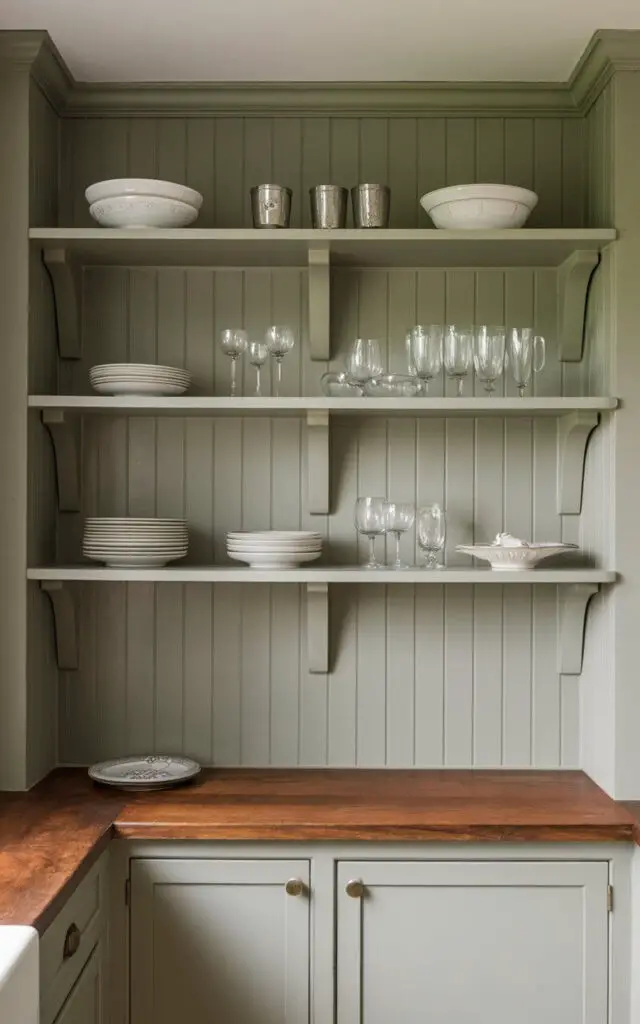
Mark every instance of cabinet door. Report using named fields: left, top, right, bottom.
left=131, top=858, right=310, bottom=1024
left=337, top=860, right=609, bottom=1024
left=53, top=944, right=102, bottom=1024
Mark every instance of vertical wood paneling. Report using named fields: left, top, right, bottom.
left=211, top=584, right=242, bottom=763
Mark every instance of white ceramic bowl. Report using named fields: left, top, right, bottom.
left=85, top=178, right=203, bottom=209
left=420, top=184, right=538, bottom=229
left=456, top=542, right=577, bottom=571
left=89, top=195, right=199, bottom=229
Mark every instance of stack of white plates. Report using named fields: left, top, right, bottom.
left=83, top=518, right=188, bottom=568
left=89, top=363, right=191, bottom=397
left=86, top=178, right=203, bottom=228
left=227, top=531, right=322, bottom=569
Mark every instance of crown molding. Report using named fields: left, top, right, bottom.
left=570, top=30, right=640, bottom=112
left=0, top=30, right=73, bottom=112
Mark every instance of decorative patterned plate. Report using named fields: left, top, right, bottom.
left=88, top=755, right=201, bottom=791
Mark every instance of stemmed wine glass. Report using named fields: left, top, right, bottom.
left=220, top=329, right=248, bottom=397
left=249, top=341, right=269, bottom=397
left=346, top=338, right=384, bottom=384
left=265, top=326, right=295, bottom=398
left=354, top=496, right=387, bottom=569
left=473, top=325, right=506, bottom=394
left=384, top=501, right=415, bottom=569
left=410, top=325, right=443, bottom=394
left=444, top=324, right=473, bottom=396
left=417, top=503, right=446, bottom=569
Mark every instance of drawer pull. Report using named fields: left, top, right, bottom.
left=285, top=878, right=306, bottom=897
left=63, top=922, right=81, bottom=960
left=345, top=879, right=365, bottom=899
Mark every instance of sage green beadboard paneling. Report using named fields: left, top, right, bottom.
left=59, top=113, right=587, bottom=229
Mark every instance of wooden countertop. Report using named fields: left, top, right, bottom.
left=0, top=768, right=635, bottom=932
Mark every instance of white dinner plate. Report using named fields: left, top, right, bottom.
left=91, top=382, right=189, bottom=396
left=228, top=550, right=321, bottom=567
left=85, top=518, right=187, bottom=525
left=227, top=531, right=321, bottom=539
left=84, top=554, right=187, bottom=567
left=90, top=363, right=190, bottom=376
left=89, top=754, right=201, bottom=791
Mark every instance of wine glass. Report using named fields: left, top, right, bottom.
left=474, top=325, right=506, bottom=394
left=354, top=496, right=387, bottom=569
left=346, top=338, right=384, bottom=384
left=265, top=325, right=295, bottom=398
left=384, top=501, right=415, bottom=569
left=417, top=503, right=446, bottom=569
left=410, top=325, right=443, bottom=394
left=219, top=329, right=248, bottom=397
left=249, top=341, right=269, bottom=397
left=444, top=324, right=473, bottom=397
left=507, top=328, right=546, bottom=397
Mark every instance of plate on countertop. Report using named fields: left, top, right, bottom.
left=89, top=755, right=201, bottom=791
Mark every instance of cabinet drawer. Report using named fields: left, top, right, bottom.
left=52, top=941, right=103, bottom=1024
left=40, top=851, right=108, bottom=1024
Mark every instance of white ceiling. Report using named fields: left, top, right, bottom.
left=1, top=0, right=640, bottom=82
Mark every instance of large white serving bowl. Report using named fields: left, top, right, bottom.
left=228, top=550, right=322, bottom=569
left=89, top=195, right=199, bottom=229
left=456, top=542, right=577, bottom=571
left=85, top=178, right=203, bottom=209
left=420, top=184, right=538, bottom=229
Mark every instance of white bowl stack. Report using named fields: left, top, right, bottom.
left=227, top=531, right=322, bottom=569
left=83, top=518, right=189, bottom=568
left=85, top=178, right=203, bottom=228
left=89, top=363, right=191, bottom=396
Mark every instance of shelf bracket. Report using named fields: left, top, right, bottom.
left=307, top=411, right=330, bottom=515
left=40, top=581, right=79, bottom=670
left=43, top=248, right=82, bottom=359
left=306, top=582, right=329, bottom=674
left=557, top=411, right=599, bottom=514
left=308, top=244, right=330, bottom=361
left=557, top=250, right=600, bottom=362
left=42, top=410, right=81, bottom=512
left=557, top=583, right=599, bottom=675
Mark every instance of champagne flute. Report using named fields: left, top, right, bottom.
left=219, top=329, right=248, bottom=397
left=265, top=325, right=295, bottom=398
left=444, top=324, right=473, bottom=397
left=417, top=503, right=446, bottom=569
left=474, top=325, right=506, bottom=394
left=384, top=501, right=415, bottom=569
left=249, top=341, right=269, bottom=397
left=354, top=496, right=387, bottom=569
left=410, top=325, right=443, bottom=395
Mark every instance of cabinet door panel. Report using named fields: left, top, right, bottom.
left=53, top=944, right=102, bottom=1024
left=337, top=860, right=608, bottom=1024
left=131, top=858, right=310, bottom=1024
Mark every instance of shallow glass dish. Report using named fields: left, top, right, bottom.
left=364, top=374, right=421, bottom=398
left=321, top=372, right=365, bottom=397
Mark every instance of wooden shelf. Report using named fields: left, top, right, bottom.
left=29, top=566, right=615, bottom=584
left=29, top=396, right=619, bottom=418
left=30, top=227, right=615, bottom=269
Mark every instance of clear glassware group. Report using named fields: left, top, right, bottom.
left=354, top=498, right=446, bottom=569
left=219, top=326, right=296, bottom=397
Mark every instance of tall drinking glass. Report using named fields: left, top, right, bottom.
left=417, top=503, right=446, bottom=569
left=265, top=326, right=295, bottom=398
left=474, top=325, right=506, bottom=394
left=354, top=496, right=387, bottom=569
left=410, top=325, right=443, bottom=394
left=507, top=328, right=546, bottom=397
left=384, top=501, right=415, bottom=569
left=444, top=325, right=473, bottom=396
left=346, top=338, right=384, bottom=384
left=219, top=329, right=248, bottom=397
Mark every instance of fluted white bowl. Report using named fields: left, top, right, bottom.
left=456, top=542, right=577, bottom=571
left=420, top=184, right=538, bottom=229
left=89, top=195, right=199, bottom=229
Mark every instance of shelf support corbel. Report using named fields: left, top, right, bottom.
left=42, top=410, right=81, bottom=512
left=40, top=581, right=79, bottom=670
left=306, top=410, right=329, bottom=515
left=557, top=250, right=600, bottom=362
left=557, top=411, right=599, bottom=514
left=557, top=583, right=599, bottom=675
left=308, top=244, right=330, bottom=361
left=306, top=582, right=329, bottom=674
left=42, top=248, right=82, bottom=359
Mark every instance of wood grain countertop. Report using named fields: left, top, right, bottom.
left=0, top=768, right=635, bottom=932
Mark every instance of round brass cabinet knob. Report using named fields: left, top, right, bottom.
left=285, top=878, right=306, bottom=897
left=345, top=879, right=365, bottom=899
left=63, top=922, right=81, bottom=960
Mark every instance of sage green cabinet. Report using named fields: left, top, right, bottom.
left=336, top=860, right=609, bottom=1024
left=52, top=944, right=103, bottom=1024
left=130, top=858, right=311, bottom=1024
